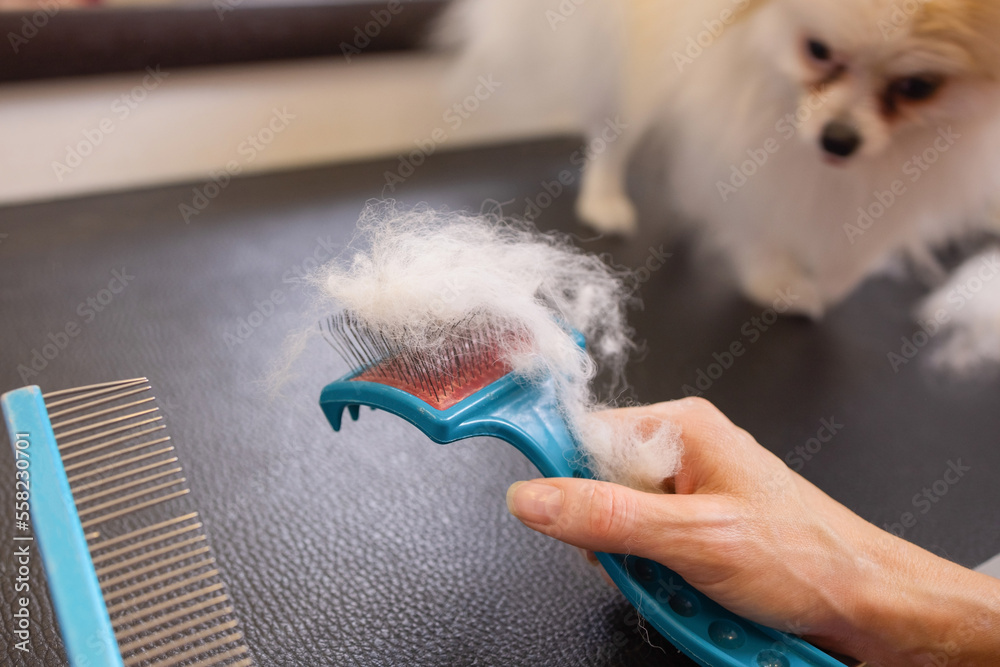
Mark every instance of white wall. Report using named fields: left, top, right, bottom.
left=0, top=53, right=572, bottom=207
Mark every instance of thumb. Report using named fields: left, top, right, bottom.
left=506, top=478, right=708, bottom=559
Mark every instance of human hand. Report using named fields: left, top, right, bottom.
left=506, top=398, right=1000, bottom=665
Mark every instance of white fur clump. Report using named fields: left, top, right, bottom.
left=315, top=202, right=682, bottom=492
left=920, top=248, right=1000, bottom=375
left=579, top=413, right=683, bottom=494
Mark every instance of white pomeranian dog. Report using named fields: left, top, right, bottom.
left=438, top=0, right=1000, bottom=327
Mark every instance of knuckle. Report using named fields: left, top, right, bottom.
left=673, top=397, right=740, bottom=443
left=676, top=395, right=722, bottom=418
left=581, top=483, right=638, bottom=544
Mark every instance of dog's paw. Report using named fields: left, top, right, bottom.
left=575, top=192, right=638, bottom=236
left=740, top=261, right=826, bottom=319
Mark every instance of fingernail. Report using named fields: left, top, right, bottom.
left=506, top=481, right=563, bottom=525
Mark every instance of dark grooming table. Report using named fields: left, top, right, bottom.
left=1, top=139, right=998, bottom=666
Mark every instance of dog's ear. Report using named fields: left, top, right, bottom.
left=913, top=0, right=1000, bottom=78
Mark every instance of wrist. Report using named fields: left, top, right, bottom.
left=837, top=530, right=1000, bottom=665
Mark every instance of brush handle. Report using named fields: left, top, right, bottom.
left=2, top=386, right=124, bottom=667
left=321, top=375, right=844, bottom=667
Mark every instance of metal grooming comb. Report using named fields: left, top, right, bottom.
left=2, top=379, right=254, bottom=667
left=317, top=313, right=847, bottom=667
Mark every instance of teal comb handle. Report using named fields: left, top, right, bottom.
left=2, top=386, right=124, bottom=667
left=320, top=372, right=845, bottom=667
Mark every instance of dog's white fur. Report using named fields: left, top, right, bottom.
left=439, top=0, right=1000, bottom=320
left=315, top=203, right=684, bottom=491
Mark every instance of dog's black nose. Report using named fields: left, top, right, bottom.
left=820, top=121, right=862, bottom=157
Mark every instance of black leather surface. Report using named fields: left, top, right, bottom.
left=1, top=139, right=999, bottom=666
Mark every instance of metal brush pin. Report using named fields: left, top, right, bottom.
left=2, top=378, right=253, bottom=667
left=318, top=311, right=846, bottom=667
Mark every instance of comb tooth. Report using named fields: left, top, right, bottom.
left=77, top=478, right=187, bottom=520
left=444, top=339, right=459, bottom=386
left=413, top=351, right=441, bottom=403
left=114, top=591, right=226, bottom=640
left=41, top=377, right=148, bottom=399
left=63, top=433, right=169, bottom=472
left=44, top=379, right=149, bottom=411
left=89, top=512, right=199, bottom=551
left=69, top=445, right=175, bottom=485
left=331, top=312, right=369, bottom=370
left=141, top=631, right=246, bottom=667
left=121, top=620, right=240, bottom=665
left=348, top=319, right=379, bottom=368
left=106, top=567, right=218, bottom=614
left=94, top=534, right=203, bottom=577
left=112, top=584, right=223, bottom=627
left=73, top=467, right=183, bottom=506
left=99, top=544, right=209, bottom=588
left=54, top=407, right=160, bottom=442
left=210, top=654, right=254, bottom=667
left=30, top=379, right=255, bottom=665
left=324, top=315, right=366, bottom=372
left=387, top=343, right=412, bottom=387
left=198, top=646, right=253, bottom=667
left=104, top=558, right=215, bottom=603
left=118, top=605, right=234, bottom=654
left=59, top=417, right=164, bottom=453
left=70, top=455, right=179, bottom=492
left=396, top=344, right=422, bottom=392
left=320, top=317, right=340, bottom=356
left=48, top=386, right=152, bottom=421
left=81, top=488, right=190, bottom=529
left=364, top=318, right=391, bottom=365
left=91, top=521, right=202, bottom=566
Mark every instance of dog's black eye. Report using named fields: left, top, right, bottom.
left=807, top=39, right=831, bottom=61
left=891, top=75, right=942, bottom=101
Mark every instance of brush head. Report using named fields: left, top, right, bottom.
left=321, top=312, right=522, bottom=410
